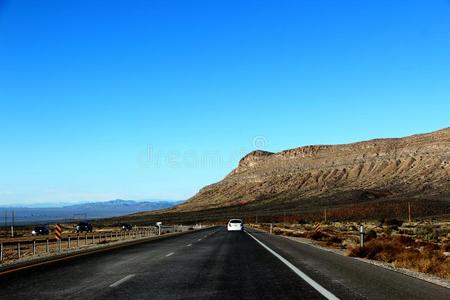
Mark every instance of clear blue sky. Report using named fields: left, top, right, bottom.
left=1, top=0, right=449, bottom=205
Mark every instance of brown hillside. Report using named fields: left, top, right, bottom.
left=175, top=128, right=450, bottom=213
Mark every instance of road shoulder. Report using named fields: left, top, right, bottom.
left=249, top=226, right=450, bottom=290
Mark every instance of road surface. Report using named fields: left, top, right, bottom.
left=0, top=227, right=449, bottom=299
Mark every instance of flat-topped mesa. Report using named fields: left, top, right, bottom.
left=236, top=150, right=273, bottom=168
left=277, top=145, right=332, bottom=158
left=174, top=127, right=450, bottom=212
left=234, top=146, right=332, bottom=171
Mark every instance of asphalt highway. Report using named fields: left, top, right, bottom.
left=0, top=227, right=449, bottom=299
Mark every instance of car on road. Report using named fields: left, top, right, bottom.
left=121, top=223, right=132, bottom=231
left=76, top=222, right=93, bottom=233
left=227, top=219, right=244, bottom=232
left=31, top=226, right=49, bottom=236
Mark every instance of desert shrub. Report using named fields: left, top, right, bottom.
left=347, top=245, right=365, bottom=257
left=398, top=227, right=415, bottom=235
left=393, top=235, right=414, bottom=246
left=292, top=231, right=306, bottom=238
left=347, top=236, right=450, bottom=279
left=420, top=242, right=440, bottom=255
left=273, top=228, right=282, bottom=235
left=365, top=229, right=377, bottom=241
left=388, top=225, right=399, bottom=231
left=441, top=243, right=450, bottom=252
left=384, top=227, right=393, bottom=236
left=415, top=225, right=433, bottom=237
left=376, top=220, right=384, bottom=228
left=304, top=224, right=313, bottom=230
left=328, top=236, right=342, bottom=244
left=439, top=227, right=450, bottom=236
left=384, top=218, right=403, bottom=227
left=284, top=230, right=293, bottom=236
left=307, top=231, right=326, bottom=241
left=416, top=227, right=442, bottom=242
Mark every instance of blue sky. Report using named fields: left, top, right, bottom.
left=0, top=0, right=449, bottom=205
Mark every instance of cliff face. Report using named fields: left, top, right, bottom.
left=176, top=128, right=450, bottom=212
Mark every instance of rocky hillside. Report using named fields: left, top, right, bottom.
left=176, top=128, right=450, bottom=213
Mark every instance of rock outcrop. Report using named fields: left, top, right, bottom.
left=176, top=128, right=450, bottom=212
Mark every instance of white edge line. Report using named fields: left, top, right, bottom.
left=166, top=252, right=174, bottom=257
left=246, top=231, right=339, bottom=300
left=110, top=274, right=135, bottom=288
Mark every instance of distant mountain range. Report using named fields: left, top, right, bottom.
left=0, top=199, right=183, bottom=225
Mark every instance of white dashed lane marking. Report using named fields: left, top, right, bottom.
left=110, top=274, right=135, bottom=288
left=166, top=252, right=175, bottom=257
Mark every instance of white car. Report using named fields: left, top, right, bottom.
left=227, top=219, right=244, bottom=232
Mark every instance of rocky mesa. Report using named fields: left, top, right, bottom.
left=175, top=128, right=450, bottom=214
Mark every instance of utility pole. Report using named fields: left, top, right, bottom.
left=11, top=210, right=15, bottom=237
left=408, top=202, right=411, bottom=223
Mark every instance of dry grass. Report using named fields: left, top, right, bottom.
left=252, top=220, right=450, bottom=280
left=347, top=236, right=450, bottom=279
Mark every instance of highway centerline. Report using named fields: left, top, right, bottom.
left=246, top=231, right=339, bottom=300
left=109, top=274, right=135, bottom=288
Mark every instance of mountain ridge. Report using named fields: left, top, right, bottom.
left=175, top=127, right=450, bottom=213
left=0, top=199, right=183, bottom=224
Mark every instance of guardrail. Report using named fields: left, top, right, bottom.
left=0, top=225, right=183, bottom=265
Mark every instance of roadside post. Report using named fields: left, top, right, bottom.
left=359, top=225, right=365, bottom=248
left=314, top=223, right=321, bottom=232
left=270, top=223, right=273, bottom=234
left=17, top=243, right=20, bottom=258
left=55, top=223, right=62, bottom=253
left=33, top=240, right=36, bottom=255
left=157, top=222, right=162, bottom=236
left=1, top=243, right=3, bottom=262
left=46, top=239, right=49, bottom=253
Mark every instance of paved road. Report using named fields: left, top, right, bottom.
left=0, top=227, right=449, bottom=299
